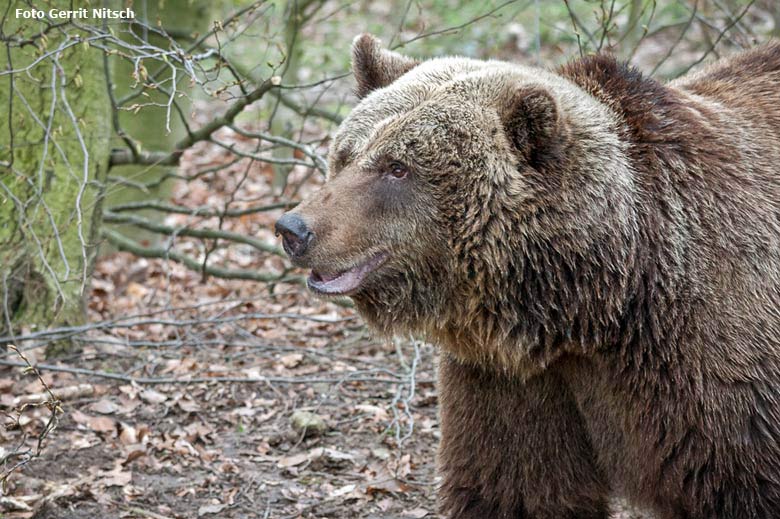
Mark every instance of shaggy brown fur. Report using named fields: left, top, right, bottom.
left=277, top=35, right=780, bottom=518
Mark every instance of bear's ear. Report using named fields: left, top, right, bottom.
left=501, top=86, right=564, bottom=168
left=351, top=33, right=420, bottom=99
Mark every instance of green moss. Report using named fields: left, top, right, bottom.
left=0, top=1, right=110, bottom=334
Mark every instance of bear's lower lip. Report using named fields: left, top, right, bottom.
left=308, top=253, right=388, bottom=296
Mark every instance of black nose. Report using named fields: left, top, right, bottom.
left=275, top=213, right=313, bottom=257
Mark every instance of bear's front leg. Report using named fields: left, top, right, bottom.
left=437, top=353, right=609, bottom=519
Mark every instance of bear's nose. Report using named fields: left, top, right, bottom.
left=275, top=213, right=313, bottom=258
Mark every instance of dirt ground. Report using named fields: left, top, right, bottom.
left=3, top=270, right=441, bottom=518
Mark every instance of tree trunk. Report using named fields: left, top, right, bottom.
left=0, top=1, right=110, bottom=335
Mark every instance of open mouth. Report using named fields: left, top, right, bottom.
left=308, top=253, right=388, bottom=296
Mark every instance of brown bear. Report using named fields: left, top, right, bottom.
left=275, top=34, right=780, bottom=519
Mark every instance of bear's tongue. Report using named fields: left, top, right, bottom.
left=308, top=254, right=387, bottom=295
left=315, top=271, right=343, bottom=283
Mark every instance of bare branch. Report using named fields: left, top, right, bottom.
left=103, top=228, right=289, bottom=283
left=107, top=199, right=295, bottom=217
left=681, top=0, right=756, bottom=75
left=102, top=210, right=285, bottom=256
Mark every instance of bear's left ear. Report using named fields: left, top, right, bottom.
left=352, top=34, right=420, bottom=99
left=501, top=86, right=565, bottom=168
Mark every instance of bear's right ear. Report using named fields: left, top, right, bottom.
left=352, top=34, right=420, bottom=99
left=501, top=86, right=565, bottom=168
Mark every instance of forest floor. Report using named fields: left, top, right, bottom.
left=5, top=282, right=440, bottom=519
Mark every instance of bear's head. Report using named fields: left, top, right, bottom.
left=277, top=34, right=636, bottom=359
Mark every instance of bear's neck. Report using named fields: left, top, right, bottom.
left=434, top=221, right=644, bottom=378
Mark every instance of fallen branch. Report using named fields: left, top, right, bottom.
left=15, top=384, right=94, bottom=406
left=0, top=360, right=432, bottom=386
left=1, top=304, right=357, bottom=349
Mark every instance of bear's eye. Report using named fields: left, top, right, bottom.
left=387, top=161, right=408, bottom=180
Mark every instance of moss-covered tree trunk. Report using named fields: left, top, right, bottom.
left=0, top=1, right=110, bottom=334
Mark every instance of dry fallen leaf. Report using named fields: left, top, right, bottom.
left=365, top=478, right=411, bottom=496
left=96, top=463, right=132, bottom=487
left=89, top=399, right=119, bottom=414
left=198, top=503, right=227, bottom=516
left=123, top=448, right=147, bottom=465
left=126, top=281, right=148, bottom=299
left=355, top=404, right=389, bottom=421
left=177, top=398, right=201, bottom=413
left=173, top=438, right=199, bottom=457
left=71, top=435, right=98, bottom=450
left=307, top=447, right=355, bottom=470
left=329, top=484, right=356, bottom=498
left=279, top=353, right=304, bottom=368
left=72, top=410, right=116, bottom=433
left=277, top=452, right=308, bottom=468
left=392, top=454, right=413, bottom=479
left=119, top=423, right=138, bottom=444
left=117, top=396, right=141, bottom=414
left=140, top=389, right=167, bottom=404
